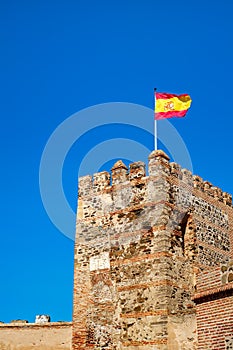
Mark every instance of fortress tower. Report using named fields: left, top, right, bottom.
left=72, top=150, right=233, bottom=350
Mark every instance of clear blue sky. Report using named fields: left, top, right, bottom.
left=1, top=0, right=233, bottom=323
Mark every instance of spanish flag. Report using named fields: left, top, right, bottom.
left=155, top=92, right=192, bottom=120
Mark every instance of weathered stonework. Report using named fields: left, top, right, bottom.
left=72, top=150, right=233, bottom=349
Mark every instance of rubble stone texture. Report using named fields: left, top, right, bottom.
left=72, top=150, right=233, bottom=350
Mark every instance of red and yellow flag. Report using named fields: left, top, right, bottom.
left=155, top=92, right=192, bottom=120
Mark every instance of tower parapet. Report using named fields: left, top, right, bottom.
left=77, top=150, right=232, bottom=208
left=129, top=161, right=146, bottom=180
left=111, top=160, right=128, bottom=185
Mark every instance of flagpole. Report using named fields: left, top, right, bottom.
left=154, top=88, right=158, bottom=150
left=154, top=118, right=157, bottom=150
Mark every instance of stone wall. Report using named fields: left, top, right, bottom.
left=0, top=322, right=72, bottom=350
left=73, top=150, right=233, bottom=350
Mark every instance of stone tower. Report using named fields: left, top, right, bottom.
left=72, top=150, right=233, bottom=350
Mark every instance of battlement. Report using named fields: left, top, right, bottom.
left=78, top=150, right=232, bottom=206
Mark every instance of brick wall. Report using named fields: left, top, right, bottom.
left=196, top=294, right=233, bottom=349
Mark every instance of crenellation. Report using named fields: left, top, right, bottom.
left=193, top=175, right=204, bottom=190
left=111, top=160, right=128, bottom=185
left=212, top=186, right=223, bottom=202
left=192, top=175, right=233, bottom=207
left=149, top=149, right=170, bottom=162
left=77, top=153, right=232, bottom=212
left=129, top=161, right=146, bottom=180
left=148, top=149, right=171, bottom=177
left=223, top=192, right=232, bottom=206
left=170, top=162, right=182, bottom=179
left=93, top=171, right=110, bottom=192
left=203, top=180, right=214, bottom=197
